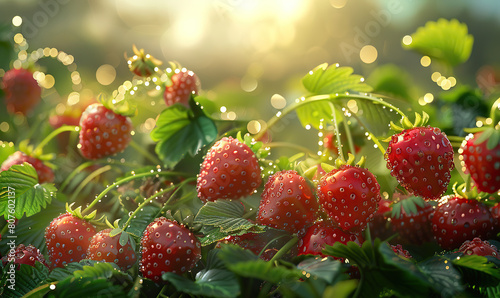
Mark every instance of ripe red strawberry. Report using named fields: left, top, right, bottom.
left=458, top=237, right=500, bottom=259
left=163, top=68, right=200, bottom=107
left=317, top=165, right=382, bottom=233
left=257, top=170, right=319, bottom=234
left=385, top=126, right=454, bottom=200
left=1, top=244, right=48, bottom=268
left=298, top=220, right=364, bottom=257
left=87, top=229, right=137, bottom=271
left=431, top=196, right=496, bottom=250
left=78, top=103, right=133, bottom=160
left=460, top=131, right=500, bottom=193
left=2, top=68, right=41, bottom=114
left=45, top=213, right=97, bottom=269
left=390, top=197, right=435, bottom=245
left=1, top=151, right=54, bottom=183
left=197, top=136, right=262, bottom=203
left=139, top=217, right=201, bottom=282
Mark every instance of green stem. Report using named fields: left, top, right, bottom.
left=70, top=165, right=113, bottom=202
left=341, top=113, right=356, bottom=157
left=60, top=161, right=98, bottom=191
left=255, top=93, right=407, bottom=141
left=82, top=170, right=191, bottom=215
left=121, top=184, right=178, bottom=232
left=263, top=142, right=316, bottom=156
left=159, top=177, right=197, bottom=213
left=129, top=139, right=162, bottom=165
left=32, top=125, right=80, bottom=155
left=447, top=135, right=465, bottom=143
left=350, top=113, right=386, bottom=156
left=490, top=97, right=500, bottom=125
left=330, top=102, right=345, bottom=162
left=268, top=235, right=298, bottom=264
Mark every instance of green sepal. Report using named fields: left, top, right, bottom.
left=390, top=195, right=426, bottom=219
left=97, top=93, right=137, bottom=117
left=65, top=202, right=97, bottom=221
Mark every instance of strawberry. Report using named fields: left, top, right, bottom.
left=86, top=229, right=137, bottom=271
left=298, top=220, right=364, bottom=258
left=317, top=165, right=382, bottom=233
left=458, top=237, right=500, bottom=259
left=257, top=170, right=319, bottom=234
left=1, top=68, right=41, bottom=114
left=390, top=197, right=435, bottom=245
left=78, top=103, right=133, bottom=160
left=460, top=131, right=500, bottom=193
left=127, top=45, right=162, bottom=77
left=431, top=196, right=496, bottom=250
left=45, top=213, right=97, bottom=269
left=1, top=244, right=48, bottom=268
left=163, top=68, right=200, bottom=107
left=1, top=151, right=54, bottom=183
left=139, top=217, right=201, bottom=282
left=385, top=126, right=454, bottom=200
left=197, top=136, right=262, bottom=203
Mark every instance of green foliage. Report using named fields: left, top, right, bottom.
left=297, top=63, right=372, bottom=130
left=403, top=18, right=473, bottom=67
left=194, top=200, right=266, bottom=245
left=0, top=163, right=56, bottom=219
left=150, top=97, right=217, bottom=169
left=123, top=205, right=161, bottom=238
left=163, top=269, right=240, bottom=298
left=0, top=262, right=49, bottom=298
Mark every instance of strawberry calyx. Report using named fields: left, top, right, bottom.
left=389, top=194, right=429, bottom=219
left=388, top=112, right=430, bottom=134
left=66, top=202, right=97, bottom=221
left=334, top=153, right=366, bottom=168
left=96, top=93, right=137, bottom=117
left=17, top=139, right=55, bottom=162
left=126, top=45, right=162, bottom=78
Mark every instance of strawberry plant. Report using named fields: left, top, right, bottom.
left=0, top=17, right=500, bottom=298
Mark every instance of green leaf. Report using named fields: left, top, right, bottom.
left=302, top=63, right=372, bottom=95
left=151, top=103, right=217, bottom=169
left=296, top=257, right=343, bottom=284
left=45, top=277, right=125, bottom=298
left=0, top=200, right=64, bottom=256
left=163, top=269, right=240, bottom=298
left=0, top=163, right=56, bottom=219
left=297, top=63, right=372, bottom=130
left=124, top=205, right=160, bottom=238
left=46, top=260, right=104, bottom=282
left=1, top=262, right=49, bottom=298
left=390, top=195, right=426, bottom=219
left=452, top=254, right=500, bottom=288
left=194, top=200, right=266, bottom=245
left=73, top=262, right=129, bottom=280
left=218, top=244, right=304, bottom=284
left=418, top=256, right=464, bottom=298
left=403, top=18, right=473, bottom=67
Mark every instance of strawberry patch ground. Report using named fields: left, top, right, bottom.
left=0, top=2, right=500, bottom=298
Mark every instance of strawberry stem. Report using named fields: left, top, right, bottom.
left=490, top=97, right=500, bottom=126
left=82, top=170, right=191, bottom=215
left=121, top=183, right=178, bottom=233
left=267, top=235, right=298, bottom=264
left=70, top=165, right=113, bottom=202
left=349, top=113, right=386, bottom=156
left=32, top=125, right=80, bottom=155
left=129, top=139, right=162, bottom=165
left=256, top=93, right=406, bottom=141
left=159, top=177, right=197, bottom=213
left=330, top=102, right=345, bottom=163
left=341, top=113, right=356, bottom=159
